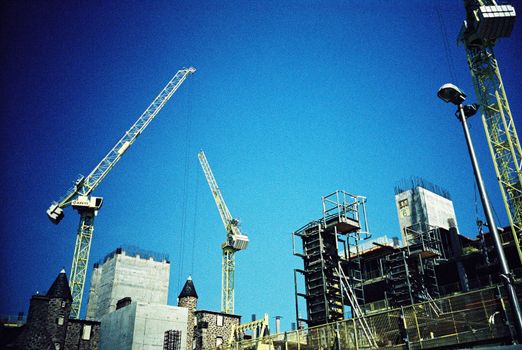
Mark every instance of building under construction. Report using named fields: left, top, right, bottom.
left=293, top=190, right=371, bottom=328
left=196, top=183, right=522, bottom=350
left=283, top=183, right=521, bottom=349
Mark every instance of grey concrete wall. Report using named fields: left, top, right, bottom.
left=100, top=302, right=188, bottom=350
left=100, top=302, right=136, bottom=350
left=87, top=251, right=170, bottom=321
left=132, top=303, right=188, bottom=350
left=86, top=266, right=101, bottom=320
left=111, top=254, right=169, bottom=312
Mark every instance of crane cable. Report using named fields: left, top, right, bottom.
left=436, top=2, right=459, bottom=85
left=176, top=84, right=195, bottom=292
left=190, top=167, right=200, bottom=275
left=474, top=181, right=503, bottom=237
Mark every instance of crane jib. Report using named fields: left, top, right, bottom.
left=47, top=67, right=195, bottom=224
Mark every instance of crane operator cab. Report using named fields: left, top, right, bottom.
left=71, top=196, right=104, bottom=214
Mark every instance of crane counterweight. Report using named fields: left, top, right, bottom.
left=46, top=203, right=64, bottom=224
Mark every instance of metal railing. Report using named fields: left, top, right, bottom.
left=0, top=314, right=26, bottom=326
left=216, top=285, right=517, bottom=350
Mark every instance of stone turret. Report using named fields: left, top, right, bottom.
left=15, top=269, right=72, bottom=350
left=45, top=269, right=72, bottom=347
left=178, top=276, right=198, bottom=350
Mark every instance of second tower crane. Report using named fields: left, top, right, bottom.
left=198, top=150, right=249, bottom=314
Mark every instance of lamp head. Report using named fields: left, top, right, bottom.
left=437, top=83, right=467, bottom=105
left=462, top=103, right=479, bottom=117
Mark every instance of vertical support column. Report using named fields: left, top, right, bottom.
left=466, top=43, right=522, bottom=265
left=70, top=209, right=96, bottom=319
left=399, top=307, right=410, bottom=350
left=222, top=247, right=235, bottom=314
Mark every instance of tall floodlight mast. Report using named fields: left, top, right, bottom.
left=198, top=150, right=249, bottom=314
left=47, top=67, right=196, bottom=318
left=459, top=1, right=522, bottom=264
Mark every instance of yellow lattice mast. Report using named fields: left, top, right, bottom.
left=459, top=1, right=522, bottom=264
left=198, top=150, right=249, bottom=314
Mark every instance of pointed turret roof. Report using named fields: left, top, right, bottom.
left=47, top=269, right=72, bottom=301
left=178, top=276, right=198, bottom=299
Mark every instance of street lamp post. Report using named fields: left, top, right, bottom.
left=438, top=83, right=522, bottom=343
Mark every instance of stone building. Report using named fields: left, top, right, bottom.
left=176, top=277, right=241, bottom=350
left=194, top=311, right=240, bottom=349
left=1, top=269, right=100, bottom=350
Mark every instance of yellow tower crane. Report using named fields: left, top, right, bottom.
left=459, top=1, right=522, bottom=264
left=198, top=150, right=249, bottom=314
left=46, top=67, right=196, bottom=318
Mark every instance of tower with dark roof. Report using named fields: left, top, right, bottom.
left=17, top=269, right=73, bottom=349
left=178, top=276, right=198, bottom=350
left=46, top=269, right=72, bottom=301
left=44, top=269, right=72, bottom=348
left=6, top=269, right=100, bottom=350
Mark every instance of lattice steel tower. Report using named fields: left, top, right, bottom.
left=459, top=1, right=521, bottom=264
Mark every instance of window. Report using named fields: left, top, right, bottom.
left=61, top=301, right=66, bottom=308
left=56, top=316, right=64, bottom=326
left=216, top=337, right=223, bottom=347
left=216, top=314, right=224, bottom=327
left=163, top=330, right=182, bottom=350
left=81, top=324, right=92, bottom=340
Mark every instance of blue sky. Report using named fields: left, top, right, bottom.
left=1, top=1, right=520, bottom=331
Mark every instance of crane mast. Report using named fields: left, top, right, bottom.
left=459, top=1, right=522, bottom=265
left=198, top=150, right=249, bottom=314
left=47, top=67, right=196, bottom=318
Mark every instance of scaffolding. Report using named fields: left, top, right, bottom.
left=293, top=191, right=371, bottom=328
left=386, top=224, right=442, bottom=308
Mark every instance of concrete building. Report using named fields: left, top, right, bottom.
left=86, top=247, right=170, bottom=321
left=89, top=247, right=243, bottom=350
left=99, top=302, right=188, bottom=350
left=88, top=247, right=189, bottom=350
left=0, top=269, right=100, bottom=350
left=395, top=178, right=457, bottom=245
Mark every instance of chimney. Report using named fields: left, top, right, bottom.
left=275, top=316, right=282, bottom=334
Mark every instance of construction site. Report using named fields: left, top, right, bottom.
left=1, top=1, right=521, bottom=350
